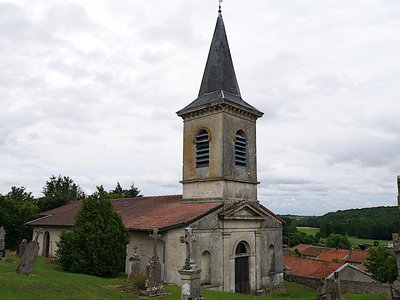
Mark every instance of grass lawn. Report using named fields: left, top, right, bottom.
left=296, top=227, right=390, bottom=248
left=0, top=256, right=388, bottom=299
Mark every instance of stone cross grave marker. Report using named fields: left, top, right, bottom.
left=179, top=227, right=203, bottom=300
left=180, top=227, right=198, bottom=270
left=19, top=239, right=28, bottom=258
left=16, top=228, right=42, bottom=275
left=128, top=245, right=141, bottom=280
left=142, top=229, right=165, bottom=296
left=0, top=227, right=6, bottom=258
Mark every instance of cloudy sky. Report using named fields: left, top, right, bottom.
left=1, top=0, right=399, bottom=215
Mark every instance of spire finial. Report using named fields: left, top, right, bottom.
left=218, top=0, right=223, bottom=13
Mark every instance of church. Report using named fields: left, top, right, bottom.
left=27, top=9, right=284, bottom=294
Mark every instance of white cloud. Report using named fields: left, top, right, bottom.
left=0, top=0, right=399, bottom=215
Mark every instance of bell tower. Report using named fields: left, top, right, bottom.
left=177, top=11, right=263, bottom=206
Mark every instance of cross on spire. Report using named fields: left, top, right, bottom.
left=218, top=0, right=223, bottom=13
left=149, top=228, right=161, bottom=260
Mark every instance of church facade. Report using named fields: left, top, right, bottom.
left=28, top=11, right=284, bottom=294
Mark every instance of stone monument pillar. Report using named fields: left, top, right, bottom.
left=128, top=245, right=141, bottom=280
left=179, top=227, right=203, bottom=300
left=0, top=227, right=6, bottom=258
left=143, top=229, right=165, bottom=296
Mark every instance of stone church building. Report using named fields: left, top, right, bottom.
left=28, top=11, right=284, bottom=294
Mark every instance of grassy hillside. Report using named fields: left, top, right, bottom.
left=0, top=256, right=388, bottom=300
left=297, top=227, right=390, bottom=248
left=284, top=206, right=399, bottom=242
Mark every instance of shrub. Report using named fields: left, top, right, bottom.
left=56, top=186, right=129, bottom=277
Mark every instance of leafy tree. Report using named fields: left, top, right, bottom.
left=38, top=175, right=85, bottom=211
left=364, top=246, right=397, bottom=284
left=56, top=186, right=129, bottom=277
left=0, top=187, right=39, bottom=250
left=108, top=182, right=142, bottom=199
left=325, top=233, right=352, bottom=249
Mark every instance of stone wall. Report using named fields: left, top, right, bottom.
left=325, top=280, right=391, bottom=297
left=33, top=226, right=64, bottom=258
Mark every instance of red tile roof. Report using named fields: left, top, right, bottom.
left=27, top=195, right=223, bottom=231
left=299, top=245, right=332, bottom=257
left=316, top=249, right=350, bottom=262
left=284, top=256, right=345, bottom=279
left=347, top=249, right=368, bottom=264
left=292, top=244, right=313, bottom=253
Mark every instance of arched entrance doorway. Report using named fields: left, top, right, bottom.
left=235, top=241, right=250, bottom=293
left=42, top=231, right=50, bottom=258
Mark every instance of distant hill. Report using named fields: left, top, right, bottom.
left=281, top=206, right=400, bottom=241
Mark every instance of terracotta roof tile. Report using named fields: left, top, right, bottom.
left=346, top=249, right=368, bottom=264
left=292, top=244, right=313, bottom=253
left=284, top=256, right=345, bottom=279
left=27, top=195, right=223, bottom=231
left=298, top=245, right=333, bottom=257
left=317, top=249, right=350, bottom=262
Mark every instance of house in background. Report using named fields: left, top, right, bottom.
left=284, top=256, right=390, bottom=297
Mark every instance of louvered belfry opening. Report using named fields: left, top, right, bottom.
left=235, top=131, right=246, bottom=167
left=196, top=129, right=210, bottom=168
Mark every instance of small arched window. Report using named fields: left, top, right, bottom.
left=196, top=129, right=210, bottom=168
left=235, top=241, right=250, bottom=256
left=235, top=130, right=246, bottom=167
left=269, top=244, right=276, bottom=272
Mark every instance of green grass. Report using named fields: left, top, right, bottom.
left=297, top=227, right=319, bottom=237
left=296, top=227, right=390, bottom=248
left=344, top=295, right=388, bottom=300
left=0, top=256, right=387, bottom=299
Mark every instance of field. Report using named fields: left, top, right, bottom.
left=297, top=227, right=390, bottom=248
left=0, top=256, right=387, bottom=300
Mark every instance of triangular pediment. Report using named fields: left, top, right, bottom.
left=220, top=202, right=268, bottom=221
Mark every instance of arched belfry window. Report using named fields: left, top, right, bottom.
left=196, top=129, right=210, bottom=168
left=235, top=130, right=247, bottom=167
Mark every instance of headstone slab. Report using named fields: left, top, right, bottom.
left=16, top=240, right=40, bottom=275
left=19, top=239, right=28, bottom=258
left=141, top=229, right=166, bottom=297
left=0, top=227, right=6, bottom=258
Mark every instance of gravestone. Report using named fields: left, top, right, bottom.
left=19, top=239, right=28, bottom=258
left=0, top=227, right=6, bottom=258
left=128, top=245, right=141, bottom=280
left=142, top=229, right=165, bottom=296
left=179, top=227, right=203, bottom=300
left=16, top=229, right=42, bottom=275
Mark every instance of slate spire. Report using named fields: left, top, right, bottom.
left=177, top=11, right=262, bottom=117
left=198, top=12, right=241, bottom=97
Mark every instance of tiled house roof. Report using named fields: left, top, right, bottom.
left=27, top=195, right=223, bottom=231
left=284, top=256, right=345, bottom=279
left=292, top=244, right=369, bottom=265
left=347, top=249, right=369, bottom=264
left=316, top=249, right=350, bottom=262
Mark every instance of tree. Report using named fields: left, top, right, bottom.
left=325, top=233, right=352, bottom=249
left=38, top=175, right=85, bottom=211
left=56, top=186, right=129, bottom=277
left=108, top=182, right=142, bottom=199
left=0, top=187, right=39, bottom=250
left=364, top=246, right=397, bottom=284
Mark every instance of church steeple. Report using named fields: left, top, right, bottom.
left=177, top=12, right=262, bottom=117
left=198, top=13, right=241, bottom=97
left=177, top=11, right=263, bottom=205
